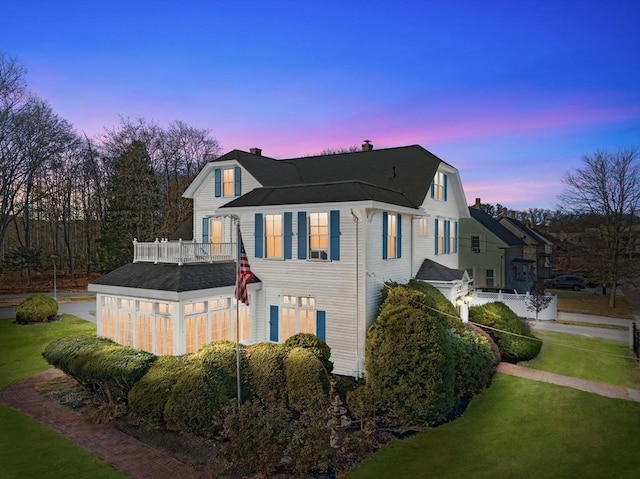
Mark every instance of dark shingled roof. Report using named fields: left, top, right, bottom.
left=468, top=207, right=525, bottom=246
left=214, top=145, right=442, bottom=208
left=415, top=258, right=466, bottom=282
left=220, top=180, right=416, bottom=208
left=500, top=217, right=549, bottom=245
left=90, top=262, right=260, bottom=292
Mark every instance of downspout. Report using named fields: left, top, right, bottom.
left=351, top=208, right=362, bottom=377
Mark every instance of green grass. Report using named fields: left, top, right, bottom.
left=520, top=330, right=640, bottom=389
left=347, top=375, right=640, bottom=479
left=0, top=315, right=95, bottom=389
left=555, top=290, right=633, bottom=319
left=0, top=315, right=129, bottom=479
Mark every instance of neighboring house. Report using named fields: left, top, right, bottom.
left=459, top=200, right=532, bottom=293
left=499, top=214, right=555, bottom=281
left=89, top=143, right=471, bottom=377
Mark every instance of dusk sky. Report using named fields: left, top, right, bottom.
left=2, top=0, right=639, bottom=210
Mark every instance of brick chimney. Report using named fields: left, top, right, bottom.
left=362, top=140, right=373, bottom=152
left=474, top=198, right=481, bottom=209
left=250, top=147, right=262, bottom=156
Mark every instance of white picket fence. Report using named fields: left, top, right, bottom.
left=470, top=291, right=557, bottom=321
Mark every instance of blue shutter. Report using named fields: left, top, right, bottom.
left=435, top=219, right=439, bottom=255
left=445, top=220, right=450, bottom=254
left=443, top=174, right=448, bottom=201
left=330, top=210, right=340, bottom=261
left=202, top=217, right=209, bottom=243
left=270, top=305, right=279, bottom=342
left=397, top=214, right=402, bottom=258
left=430, top=179, right=435, bottom=199
left=454, top=221, right=458, bottom=253
left=316, top=310, right=326, bottom=341
left=382, top=212, right=388, bottom=259
left=284, top=212, right=293, bottom=260
left=254, top=213, right=263, bottom=258
left=214, top=168, right=221, bottom=197
left=298, top=211, right=307, bottom=259
left=234, top=166, right=241, bottom=196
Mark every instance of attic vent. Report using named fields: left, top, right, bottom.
left=362, top=140, right=373, bottom=152
left=250, top=147, right=262, bottom=156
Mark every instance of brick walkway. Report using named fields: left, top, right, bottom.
left=0, top=368, right=209, bottom=479
left=497, top=362, right=640, bottom=401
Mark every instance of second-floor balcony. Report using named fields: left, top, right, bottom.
left=133, top=239, right=236, bottom=265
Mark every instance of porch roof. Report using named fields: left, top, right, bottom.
left=415, top=258, right=467, bottom=282
left=89, top=262, right=261, bottom=293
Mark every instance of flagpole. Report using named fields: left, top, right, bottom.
left=235, top=220, right=241, bottom=407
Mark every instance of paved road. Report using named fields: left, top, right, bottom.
left=527, top=311, right=633, bottom=343
left=0, top=295, right=96, bottom=324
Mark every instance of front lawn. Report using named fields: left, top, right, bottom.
left=347, top=374, right=640, bottom=478
left=0, top=316, right=128, bottom=479
left=520, top=330, right=640, bottom=389
left=555, top=290, right=633, bottom=319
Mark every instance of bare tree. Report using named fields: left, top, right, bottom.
left=559, top=148, right=640, bottom=307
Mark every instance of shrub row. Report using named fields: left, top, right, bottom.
left=15, top=294, right=58, bottom=323
left=348, top=283, right=495, bottom=427
left=469, top=301, right=542, bottom=362
left=42, top=336, right=156, bottom=403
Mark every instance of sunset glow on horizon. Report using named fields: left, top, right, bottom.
left=1, top=0, right=638, bottom=211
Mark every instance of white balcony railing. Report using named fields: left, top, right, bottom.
left=133, top=239, right=236, bottom=265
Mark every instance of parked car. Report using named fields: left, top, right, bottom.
left=544, top=275, right=586, bottom=291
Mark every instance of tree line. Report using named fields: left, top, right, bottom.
left=0, top=53, right=221, bottom=280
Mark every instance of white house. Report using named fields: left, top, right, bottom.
left=89, top=142, right=472, bottom=377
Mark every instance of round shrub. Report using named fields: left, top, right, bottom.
left=245, top=342, right=288, bottom=407
left=128, top=355, right=191, bottom=425
left=284, top=347, right=330, bottom=415
left=365, top=303, right=456, bottom=426
left=163, top=356, right=230, bottom=438
left=283, top=333, right=333, bottom=373
left=450, top=329, right=495, bottom=398
left=15, top=293, right=58, bottom=323
left=469, top=302, right=542, bottom=362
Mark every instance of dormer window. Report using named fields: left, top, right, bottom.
left=214, top=166, right=242, bottom=198
left=431, top=171, right=448, bottom=201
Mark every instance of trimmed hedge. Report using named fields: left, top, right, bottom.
left=15, top=293, right=58, bottom=323
left=284, top=333, right=333, bottom=373
left=163, top=356, right=230, bottom=438
left=198, top=341, right=246, bottom=398
left=245, top=342, right=288, bottom=407
left=128, top=355, right=192, bottom=425
left=469, top=301, right=542, bottom=362
left=365, top=301, right=456, bottom=426
left=284, top=347, right=330, bottom=415
left=42, top=336, right=156, bottom=403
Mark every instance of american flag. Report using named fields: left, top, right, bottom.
left=234, top=232, right=254, bottom=305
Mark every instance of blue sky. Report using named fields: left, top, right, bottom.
left=1, top=0, right=639, bottom=209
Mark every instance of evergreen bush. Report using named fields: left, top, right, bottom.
left=284, top=347, right=330, bottom=415
left=365, top=302, right=456, bottom=426
left=469, top=301, right=542, bottom=361
left=198, top=341, right=246, bottom=398
left=128, top=355, right=191, bottom=425
left=245, top=342, right=288, bottom=407
left=163, top=356, right=230, bottom=438
left=283, top=333, right=333, bottom=373
left=15, top=293, right=58, bottom=323
left=42, top=336, right=156, bottom=402
left=450, top=329, right=495, bottom=398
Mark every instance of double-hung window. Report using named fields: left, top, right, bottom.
left=471, top=235, right=481, bottom=253
left=418, top=217, right=428, bottom=236
left=382, top=212, right=402, bottom=259
left=214, top=166, right=241, bottom=197
left=431, top=171, right=448, bottom=201
left=435, top=218, right=458, bottom=255
left=265, top=214, right=283, bottom=258
left=309, top=212, right=329, bottom=260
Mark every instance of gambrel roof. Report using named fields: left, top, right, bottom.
left=187, top=145, right=446, bottom=210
